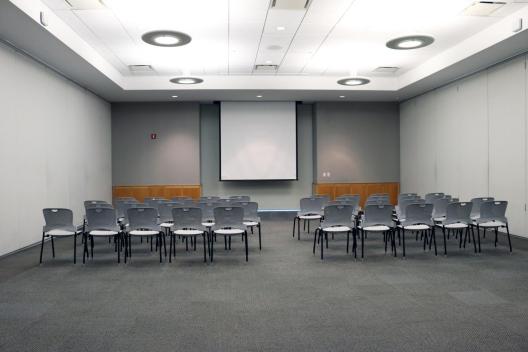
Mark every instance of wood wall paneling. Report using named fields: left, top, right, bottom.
left=313, top=183, right=400, bottom=206
left=112, top=185, right=201, bottom=202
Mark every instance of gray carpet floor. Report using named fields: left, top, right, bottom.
left=1, top=214, right=528, bottom=352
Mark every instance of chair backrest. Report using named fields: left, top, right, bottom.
left=365, top=199, right=391, bottom=206
left=470, top=197, right=495, bottom=218
left=158, top=201, right=184, bottom=222
left=450, top=197, right=460, bottom=203
left=444, top=202, right=472, bottom=225
left=432, top=197, right=449, bottom=218
left=217, top=198, right=237, bottom=206
left=127, top=207, right=159, bottom=231
left=200, top=196, right=220, bottom=202
left=85, top=207, right=118, bottom=232
left=171, top=196, right=192, bottom=202
left=444, top=195, right=452, bottom=201
left=478, top=201, right=507, bottom=223
left=402, top=203, right=433, bottom=226
left=398, top=193, right=418, bottom=204
left=115, top=197, right=137, bottom=202
left=84, top=202, right=113, bottom=210
left=43, top=208, right=74, bottom=231
left=234, top=201, right=258, bottom=220
left=335, top=194, right=360, bottom=208
left=299, top=197, right=325, bottom=214
left=230, top=195, right=251, bottom=202
left=362, top=204, right=394, bottom=228
left=425, top=192, right=445, bottom=203
left=323, top=204, right=353, bottom=227
left=145, top=198, right=168, bottom=208
left=367, top=194, right=390, bottom=204
left=84, top=200, right=110, bottom=208
left=214, top=206, right=245, bottom=229
left=399, top=198, right=425, bottom=219
left=198, top=201, right=218, bottom=220
left=314, top=194, right=330, bottom=206
left=172, top=207, right=203, bottom=230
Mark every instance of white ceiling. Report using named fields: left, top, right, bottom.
left=3, top=0, right=528, bottom=101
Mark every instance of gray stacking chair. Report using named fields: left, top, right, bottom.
left=234, top=201, right=262, bottom=250
left=170, top=207, right=207, bottom=263
left=211, top=207, right=248, bottom=262
left=365, top=198, right=391, bottom=207
left=158, top=201, right=183, bottom=228
left=357, top=204, right=395, bottom=258
left=145, top=198, right=167, bottom=209
left=473, top=201, right=511, bottom=253
left=435, top=202, right=474, bottom=255
left=335, top=195, right=361, bottom=218
left=200, top=196, right=220, bottom=202
left=217, top=198, right=237, bottom=206
left=40, top=208, right=80, bottom=264
left=396, top=198, right=425, bottom=222
left=230, top=195, right=250, bottom=202
left=116, top=199, right=137, bottom=221
left=198, top=201, right=219, bottom=230
left=293, top=197, right=325, bottom=240
left=425, top=193, right=445, bottom=203
left=470, top=197, right=495, bottom=221
left=126, top=207, right=164, bottom=263
left=314, top=205, right=354, bottom=259
left=397, top=203, right=435, bottom=257
left=115, top=197, right=137, bottom=202
left=84, top=207, right=122, bottom=263
left=84, top=200, right=110, bottom=208
left=395, top=195, right=419, bottom=216
left=432, top=197, right=449, bottom=223
left=314, top=194, right=330, bottom=205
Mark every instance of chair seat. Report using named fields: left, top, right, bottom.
left=360, top=225, right=390, bottom=232
left=400, top=224, right=430, bottom=231
left=478, top=221, right=506, bottom=228
left=433, top=217, right=446, bottom=222
left=244, top=221, right=259, bottom=226
left=441, top=223, right=468, bottom=229
left=298, top=214, right=322, bottom=220
left=202, top=222, right=214, bottom=227
left=89, top=230, right=118, bottom=236
left=46, top=229, right=76, bottom=236
left=159, top=222, right=174, bottom=228
left=322, top=226, right=352, bottom=233
left=173, top=229, right=204, bottom=236
left=214, top=228, right=245, bottom=235
left=129, top=230, right=159, bottom=236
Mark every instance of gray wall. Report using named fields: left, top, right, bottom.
left=112, top=103, right=200, bottom=185
left=200, top=103, right=314, bottom=209
left=400, top=54, right=528, bottom=237
left=314, top=102, right=400, bottom=183
left=0, top=42, right=112, bottom=256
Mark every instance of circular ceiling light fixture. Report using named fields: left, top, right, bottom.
left=171, top=95, right=178, bottom=98
left=337, top=77, right=370, bottom=86
left=386, top=35, right=434, bottom=50
left=142, top=30, right=192, bottom=47
left=170, top=77, right=203, bottom=85
left=256, top=95, right=263, bottom=98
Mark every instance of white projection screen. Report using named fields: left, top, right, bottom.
left=220, top=102, right=297, bottom=181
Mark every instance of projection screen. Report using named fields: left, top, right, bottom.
left=220, top=102, right=297, bottom=181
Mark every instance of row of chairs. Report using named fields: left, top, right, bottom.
left=294, top=193, right=511, bottom=260
left=39, top=195, right=262, bottom=264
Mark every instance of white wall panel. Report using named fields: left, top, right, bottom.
left=0, top=43, right=112, bottom=256
left=488, top=56, right=526, bottom=236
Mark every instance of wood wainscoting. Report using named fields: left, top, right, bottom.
left=313, top=182, right=400, bottom=206
left=112, top=185, right=202, bottom=202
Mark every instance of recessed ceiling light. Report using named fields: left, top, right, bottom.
left=339, top=95, right=345, bottom=98
left=171, top=95, right=178, bottom=98
left=265, top=60, right=272, bottom=64
left=142, top=30, right=192, bottom=47
left=337, top=77, right=370, bottom=86
left=267, top=45, right=283, bottom=51
left=170, top=77, right=203, bottom=85
left=256, top=95, right=263, bottom=98
left=276, top=26, right=286, bottom=31
left=386, top=35, right=434, bottom=50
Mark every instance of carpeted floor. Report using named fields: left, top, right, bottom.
left=1, top=214, right=528, bottom=352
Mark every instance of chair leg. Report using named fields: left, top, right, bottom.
left=402, top=228, right=406, bottom=257
left=353, top=229, right=357, bottom=259
left=159, top=234, right=162, bottom=263
left=39, top=232, right=45, bottom=264
left=313, top=228, right=318, bottom=254
left=506, top=224, right=512, bottom=252
left=346, top=231, right=350, bottom=253
left=203, top=233, right=207, bottom=263
left=245, top=231, right=249, bottom=262
left=73, top=234, right=77, bottom=264
left=51, top=236, right=55, bottom=258
left=90, top=235, right=94, bottom=258
left=320, top=231, right=324, bottom=260
left=298, top=218, right=301, bottom=240
left=258, top=224, right=262, bottom=250
left=442, top=227, right=447, bottom=256
left=169, top=234, right=173, bottom=263
left=432, top=227, right=437, bottom=256
left=471, top=226, right=477, bottom=253
left=325, top=231, right=328, bottom=249
left=210, top=232, right=215, bottom=262
left=83, top=233, right=88, bottom=264
left=361, top=229, right=364, bottom=259
left=117, top=235, right=121, bottom=263
left=476, top=225, right=482, bottom=252
left=292, top=217, right=296, bottom=238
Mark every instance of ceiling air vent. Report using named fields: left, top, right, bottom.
left=463, top=1, right=506, bottom=16
left=64, top=0, right=105, bottom=10
left=270, top=0, right=310, bottom=10
left=254, top=64, right=279, bottom=72
left=373, top=66, right=399, bottom=74
left=128, top=65, right=155, bottom=74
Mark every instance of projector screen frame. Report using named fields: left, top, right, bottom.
left=218, top=101, right=299, bottom=182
